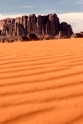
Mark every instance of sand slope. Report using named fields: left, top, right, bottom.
left=0, top=38, right=83, bottom=124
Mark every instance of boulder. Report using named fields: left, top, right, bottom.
left=28, top=33, right=39, bottom=41
left=18, top=36, right=29, bottom=41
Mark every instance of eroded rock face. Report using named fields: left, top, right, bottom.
left=60, top=22, right=73, bottom=38
left=0, top=18, right=15, bottom=36
left=47, top=14, right=59, bottom=35
left=27, top=14, right=37, bottom=34
left=0, top=13, right=73, bottom=38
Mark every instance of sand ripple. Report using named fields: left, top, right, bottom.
left=0, top=39, right=83, bottom=124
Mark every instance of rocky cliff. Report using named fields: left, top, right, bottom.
left=0, top=13, right=73, bottom=37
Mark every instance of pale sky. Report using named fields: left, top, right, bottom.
left=0, top=0, right=83, bottom=33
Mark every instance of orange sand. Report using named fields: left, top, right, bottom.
left=0, top=38, right=83, bottom=124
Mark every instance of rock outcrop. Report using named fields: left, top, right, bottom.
left=71, top=32, right=83, bottom=38
left=0, top=13, right=73, bottom=38
left=60, top=22, right=73, bottom=38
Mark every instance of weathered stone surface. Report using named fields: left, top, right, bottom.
left=0, top=13, right=73, bottom=38
left=60, top=22, right=73, bottom=38
left=71, top=32, right=83, bottom=38
left=27, top=14, right=37, bottom=34
left=37, top=15, right=42, bottom=35
left=46, top=14, right=59, bottom=35
left=37, top=14, right=59, bottom=36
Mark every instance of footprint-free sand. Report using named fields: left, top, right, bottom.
left=0, top=38, right=83, bottom=124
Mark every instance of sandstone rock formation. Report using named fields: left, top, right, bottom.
left=71, top=32, right=83, bottom=38
left=0, top=13, right=73, bottom=38
left=59, top=22, right=73, bottom=38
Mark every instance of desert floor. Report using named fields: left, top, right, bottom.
left=0, top=38, right=83, bottom=124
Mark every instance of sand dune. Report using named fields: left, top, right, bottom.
left=0, top=38, right=83, bottom=124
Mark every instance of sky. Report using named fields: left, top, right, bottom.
left=0, top=0, right=83, bottom=33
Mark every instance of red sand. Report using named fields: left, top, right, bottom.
left=0, top=38, right=83, bottom=124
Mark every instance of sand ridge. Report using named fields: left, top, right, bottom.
left=0, top=38, right=83, bottom=124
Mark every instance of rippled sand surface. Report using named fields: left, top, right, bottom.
left=0, top=38, right=83, bottom=124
